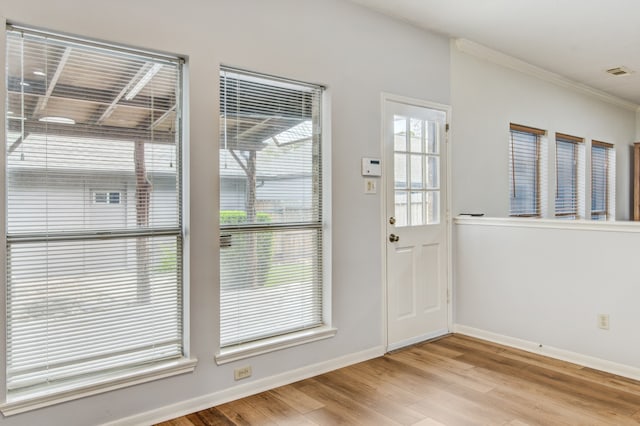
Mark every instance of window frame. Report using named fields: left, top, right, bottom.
left=93, top=190, right=122, bottom=205
left=216, top=67, right=334, bottom=364
left=509, top=123, right=546, bottom=218
left=591, top=140, right=615, bottom=220
left=1, top=23, right=195, bottom=415
left=554, top=133, right=585, bottom=219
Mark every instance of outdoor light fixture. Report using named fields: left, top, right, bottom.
left=39, top=116, right=76, bottom=124
left=125, top=63, right=162, bottom=100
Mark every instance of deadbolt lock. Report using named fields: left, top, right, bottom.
left=389, top=217, right=396, bottom=225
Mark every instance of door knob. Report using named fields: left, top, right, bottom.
left=389, top=234, right=400, bottom=242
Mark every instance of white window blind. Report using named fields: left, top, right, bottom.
left=219, top=67, right=324, bottom=348
left=509, top=123, right=546, bottom=217
left=591, top=141, right=615, bottom=220
left=555, top=133, right=585, bottom=219
left=5, top=26, right=184, bottom=396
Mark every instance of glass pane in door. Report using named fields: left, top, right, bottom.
left=394, top=116, right=407, bottom=151
left=426, top=156, right=439, bottom=189
left=410, top=118, right=423, bottom=153
left=393, top=113, right=443, bottom=227
left=395, top=192, right=408, bottom=227
left=411, top=192, right=424, bottom=226
left=426, top=191, right=440, bottom=224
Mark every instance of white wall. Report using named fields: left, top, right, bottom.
left=451, top=41, right=637, bottom=220
left=450, top=39, right=640, bottom=380
left=0, top=1, right=450, bottom=424
left=455, top=218, right=640, bottom=374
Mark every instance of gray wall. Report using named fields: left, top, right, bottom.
left=450, top=42, right=637, bottom=220
left=450, top=40, right=640, bottom=383
left=0, top=1, right=450, bottom=424
left=455, top=219, right=640, bottom=373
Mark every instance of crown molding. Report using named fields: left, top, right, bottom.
left=455, top=38, right=640, bottom=112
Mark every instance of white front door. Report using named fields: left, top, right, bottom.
left=384, top=95, right=450, bottom=351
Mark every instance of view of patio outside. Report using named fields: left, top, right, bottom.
left=5, top=26, right=184, bottom=394
left=219, top=68, right=324, bottom=347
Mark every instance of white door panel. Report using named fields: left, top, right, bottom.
left=394, top=246, right=416, bottom=319
left=385, top=96, right=449, bottom=351
left=421, top=243, right=440, bottom=312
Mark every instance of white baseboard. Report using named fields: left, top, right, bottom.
left=453, top=324, right=640, bottom=381
left=102, top=345, right=385, bottom=426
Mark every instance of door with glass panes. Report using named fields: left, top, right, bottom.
left=384, top=96, right=449, bottom=350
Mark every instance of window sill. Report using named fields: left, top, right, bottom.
left=0, top=357, right=198, bottom=416
left=215, top=326, right=337, bottom=365
left=454, top=215, right=640, bottom=233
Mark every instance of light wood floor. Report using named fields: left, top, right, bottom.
left=157, top=334, right=640, bottom=425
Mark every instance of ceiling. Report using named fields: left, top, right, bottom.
left=7, top=30, right=313, bottom=155
left=6, top=29, right=179, bottom=147
left=349, top=0, right=640, bottom=107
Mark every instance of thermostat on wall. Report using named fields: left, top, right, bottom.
left=361, top=157, right=381, bottom=176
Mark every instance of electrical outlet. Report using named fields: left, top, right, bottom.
left=598, top=314, right=610, bottom=330
left=234, top=365, right=252, bottom=380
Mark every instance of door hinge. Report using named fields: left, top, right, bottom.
left=446, top=289, right=450, bottom=304
left=445, top=123, right=450, bottom=132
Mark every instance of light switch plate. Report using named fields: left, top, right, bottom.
left=364, top=178, right=377, bottom=194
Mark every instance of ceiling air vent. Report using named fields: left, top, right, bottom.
left=606, top=66, right=632, bottom=76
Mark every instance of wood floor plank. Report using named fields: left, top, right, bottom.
left=185, top=413, right=209, bottom=426
left=155, top=420, right=195, bottom=426
left=304, top=406, right=352, bottom=425
left=268, top=384, right=324, bottom=414
left=411, top=344, right=475, bottom=371
left=414, top=340, right=464, bottom=359
left=157, top=335, right=640, bottom=425
left=313, top=368, right=426, bottom=425
left=390, top=348, right=495, bottom=393
left=192, top=407, right=236, bottom=426
left=294, top=377, right=403, bottom=425
left=337, top=364, right=424, bottom=406
left=506, top=420, right=531, bottom=426
left=410, top=418, right=447, bottom=426
left=434, top=337, right=640, bottom=418
left=215, top=399, right=277, bottom=426
left=523, top=363, right=640, bottom=416
left=409, top=385, right=514, bottom=425
left=352, top=356, right=455, bottom=395
left=242, top=391, right=316, bottom=425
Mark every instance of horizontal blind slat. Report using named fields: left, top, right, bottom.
left=220, top=68, right=323, bottom=347
left=591, top=143, right=615, bottom=220
left=509, top=128, right=545, bottom=216
left=555, top=137, right=585, bottom=219
left=6, top=28, right=184, bottom=393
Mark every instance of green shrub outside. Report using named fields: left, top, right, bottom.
left=220, top=210, right=271, bottom=225
left=220, top=210, right=273, bottom=288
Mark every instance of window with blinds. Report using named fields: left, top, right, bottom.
left=5, top=25, right=184, bottom=396
left=509, top=123, right=546, bottom=217
left=555, top=133, right=585, bottom=219
left=591, top=141, right=615, bottom=220
left=219, top=67, right=324, bottom=348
